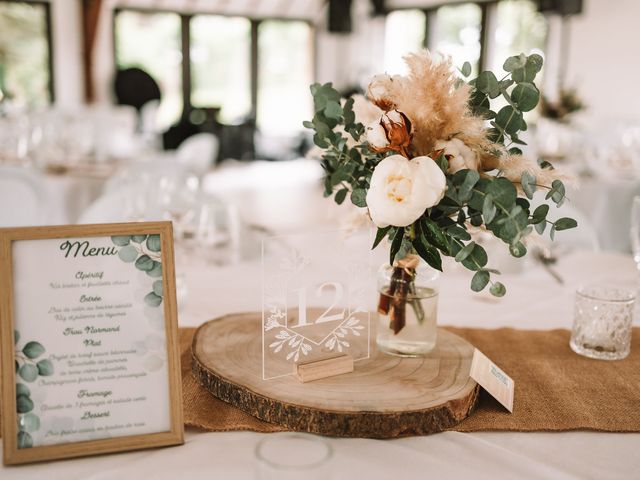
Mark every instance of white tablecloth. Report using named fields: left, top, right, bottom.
left=3, top=249, right=639, bottom=479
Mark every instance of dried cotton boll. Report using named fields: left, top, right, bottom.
left=366, top=74, right=403, bottom=111
left=351, top=94, right=383, bottom=126
left=366, top=121, right=390, bottom=150
left=366, top=154, right=446, bottom=228
left=366, top=110, right=413, bottom=153
left=434, top=138, right=480, bottom=173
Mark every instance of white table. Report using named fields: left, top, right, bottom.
left=3, top=248, right=639, bottom=479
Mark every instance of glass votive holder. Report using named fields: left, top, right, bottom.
left=255, top=433, right=333, bottom=480
left=570, top=284, right=635, bottom=360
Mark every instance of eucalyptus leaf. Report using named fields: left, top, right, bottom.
left=17, top=431, right=33, bottom=449
left=18, top=412, right=40, bottom=433
left=490, top=282, right=507, bottom=297
left=530, top=204, right=549, bottom=225
left=153, top=280, right=163, bottom=297
left=22, top=341, right=44, bottom=359
left=144, top=292, right=163, bottom=308
left=131, top=235, right=148, bottom=243
left=455, top=241, right=476, bottom=263
left=350, top=188, right=367, bottom=207
left=458, top=170, right=480, bottom=202
left=16, top=394, right=34, bottom=413
left=36, top=359, right=54, bottom=376
left=495, top=106, right=524, bottom=135
left=509, top=242, right=527, bottom=258
left=111, top=236, right=131, bottom=247
left=146, top=261, right=163, bottom=278
left=483, top=195, right=497, bottom=224
left=135, top=255, right=155, bottom=272
left=521, top=171, right=536, bottom=199
left=554, top=217, right=578, bottom=231
left=503, top=54, right=527, bottom=72
left=18, top=364, right=38, bottom=382
left=511, top=82, right=540, bottom=112
left=335, top=188, right=348, bottom=205
left=324, top=101, right=342, bottom=120
left=471, top=270, right=490, bottom=292
left=146, top=234, right=161, bottom=252
left=461, top=244, right=488, bottom=271
left=118, top=245, right=138, bottom=263
left=15, top=383, right=30, bottom=397
left=461, top=61, right=472, bottom=77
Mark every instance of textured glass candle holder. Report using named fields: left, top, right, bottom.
left=570, top=285, right=635, bottom=360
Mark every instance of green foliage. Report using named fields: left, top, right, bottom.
left=14, top=331, right=52, bottom=447
left=146, top=234, right=161, bottom=252
left=114, top=234, right=164, bottom=306
left=470, top=53, right=543, bottom=149
left=305, top=82, right=380, bottom=208
left=306, top=55, right=577, bottom=298
left=22, top=341, right=44, bottom=359
left=144, top=292, right=163, bottom=307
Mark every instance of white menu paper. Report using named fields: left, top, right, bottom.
left=11, top=235, right=171, bottom=448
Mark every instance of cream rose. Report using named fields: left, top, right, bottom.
left=434, top=138, right=480, bottom=173
left=366, top=154, right=447, bottom=228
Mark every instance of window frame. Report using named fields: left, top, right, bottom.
left=112, top=7, right=315, bottom=125
left=386, top=0, right=548, bottom=74
left=0, top=0, right=55, bottom=104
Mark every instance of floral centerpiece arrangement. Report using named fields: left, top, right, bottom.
left=305, top=51, right=577, bottom=344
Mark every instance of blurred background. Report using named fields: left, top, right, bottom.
left=1, top=0, right=639, bottom=259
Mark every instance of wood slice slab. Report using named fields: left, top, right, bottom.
left=192, top=313, right=479, bottom=438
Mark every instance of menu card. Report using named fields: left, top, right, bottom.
left=1, top=224, right=182, bottom=465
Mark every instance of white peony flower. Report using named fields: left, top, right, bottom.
left=434, top=138, right=480, bottom=173
left=366, top=154, right=447, bottom=228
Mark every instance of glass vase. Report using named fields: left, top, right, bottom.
left=376, top=254, right=440, bottom=356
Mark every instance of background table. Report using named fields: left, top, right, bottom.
left=3, top=248, right=638, bottom=479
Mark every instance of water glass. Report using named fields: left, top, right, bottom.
left=570, top=284, right=635, bottom=360
left=255, top=433, right=333, bottom=480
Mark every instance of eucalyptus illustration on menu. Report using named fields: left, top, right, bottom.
left=14, top=329, right=54, bottom=449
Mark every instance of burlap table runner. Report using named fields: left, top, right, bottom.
left=181, top=326, right=640, bottom=434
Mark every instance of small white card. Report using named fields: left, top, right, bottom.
left=469, top=348, right=514, bottom=412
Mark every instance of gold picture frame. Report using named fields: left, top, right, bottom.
left=0, top=222, right=183, bottom=465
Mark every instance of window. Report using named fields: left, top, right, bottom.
left=433, top=3, right=482, bottom=75
left=384, top=10, right=426, bottom=74
left=190, top=15, right=251, bottom=124
left=489, top=1, right=548, bottom=73
left=257, top=20, right=313, bottom=135
left=114, top=10, right=182, bottom=129
left=384, top=1, right=548, bottom=80
left=114, top=9, right=314, bottom=138
left=0, top=0, right=52, bottom=108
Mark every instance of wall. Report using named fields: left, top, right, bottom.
left=564, top=0, right=640, bottom=126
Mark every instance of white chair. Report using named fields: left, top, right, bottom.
left=0, top=167, right=47, bottom=227
left=176, top=133, right=219, bottom=176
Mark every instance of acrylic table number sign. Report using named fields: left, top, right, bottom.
left=0, top=222, right=183, bottom=465
left=262, top=230, right=373, bottom=381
